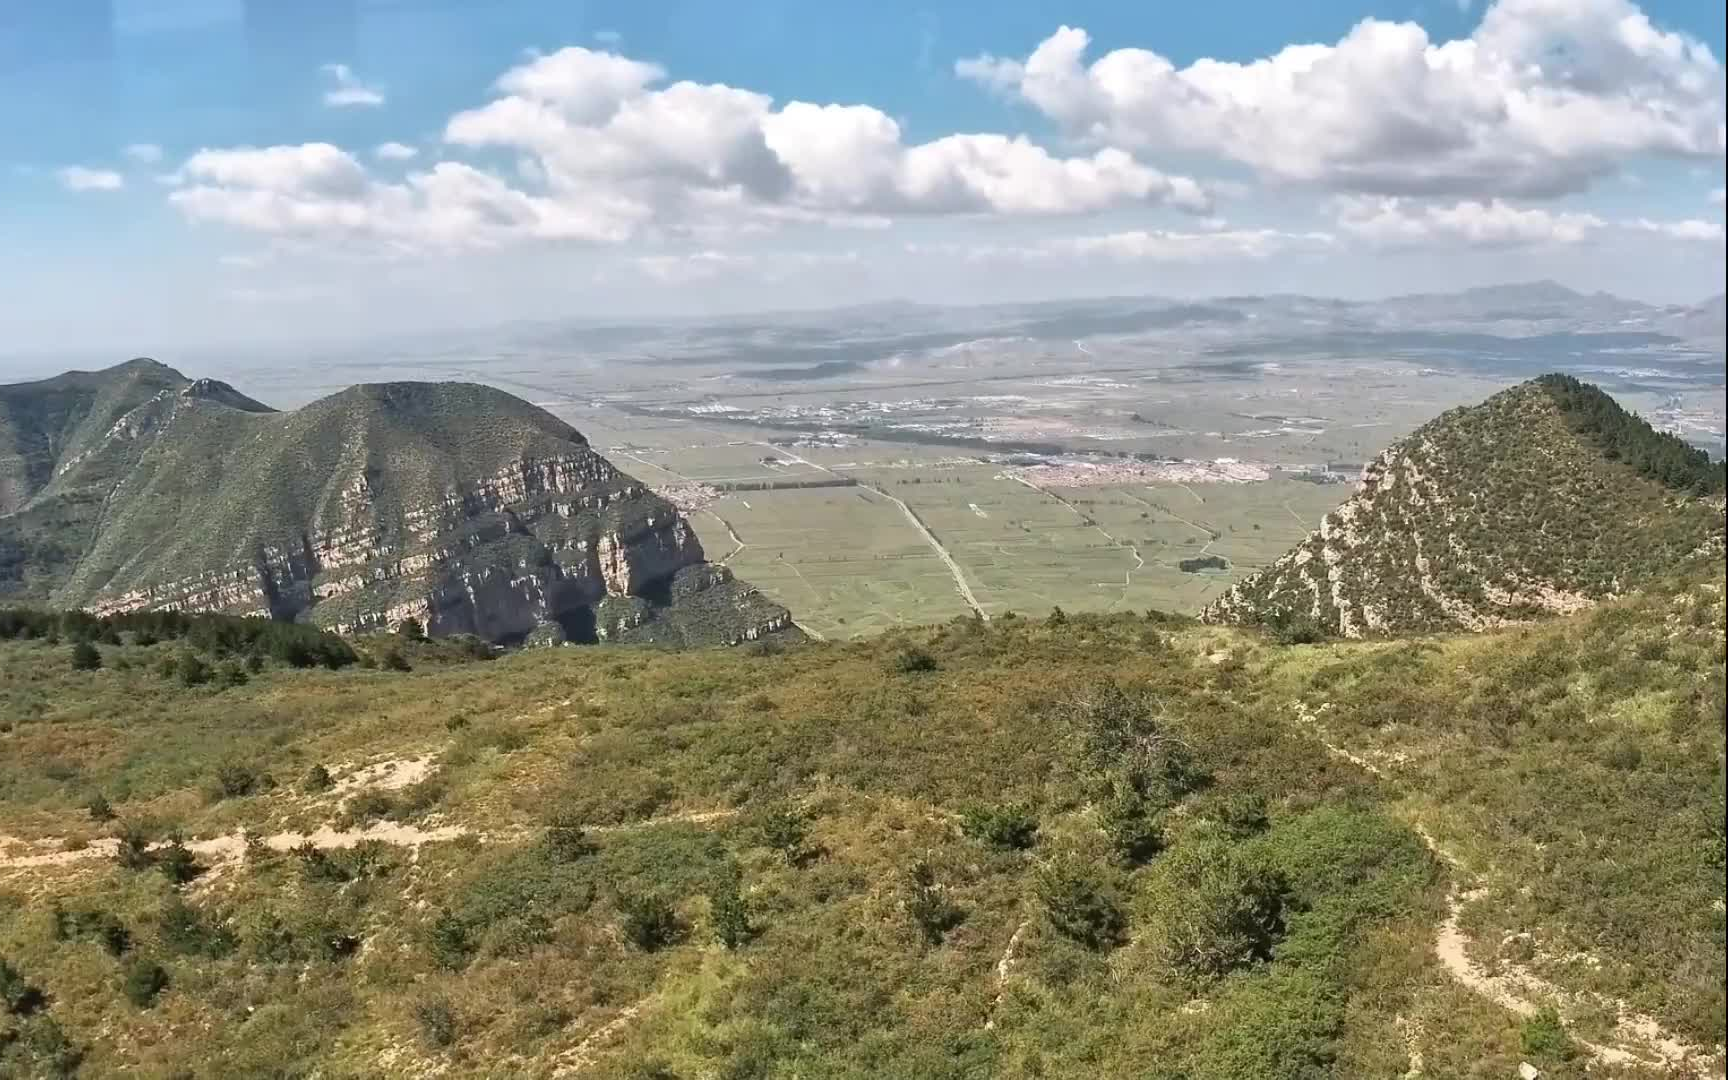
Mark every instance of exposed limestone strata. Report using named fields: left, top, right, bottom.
left=1203, top=379, right=1725, bottom=637
left=2, top=363, right=793, bottom=648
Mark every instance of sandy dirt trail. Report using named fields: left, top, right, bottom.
left=1291, top=700, right=1726, bottom=1078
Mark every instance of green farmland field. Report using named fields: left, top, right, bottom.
left=689, top=466, right=1348, bottom=637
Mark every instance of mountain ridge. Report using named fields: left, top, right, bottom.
left=1202, top=374, right=1725, bottom=638
left=0, top=360, right=793, bottom=647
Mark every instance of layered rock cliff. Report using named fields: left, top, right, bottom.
left=1201, top=376, right=1725, bottom=638
left=0, top=362, right=795, bottom=647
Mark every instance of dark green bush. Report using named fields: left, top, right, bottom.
left=415, top=996, right=459, bottom=1048
left=708, top=863, right=753, bottom=950
left=341, top=790, right=397, bottom=828
left=215, top=660, right=249, bottom=688
left=114, top=825, right=153, bottom=871
left=617, top=891, right=680, bottom=952
left=121, top=960, right=169, bottom=1008
left=154, top=836, right=203, bottom=885
left=892, top=646, right=938, bottom=674
left=1181, top=970, right=1344, bottom=1079
left=393, top=776, right=447, bottom=819
left=1520, top=1006, right=1579, bottom=1064
left=1097, top=781, right=1165, bottom=865
left=959, top=802, right=1039, bottom=850
left=0, top=957, right=46, bottom=1016
left=53, top=905, right=130, bottom=956
left=1268, top=612, right=1327, bottom=646
left=0, top=1015, right=83, bottom=1078
left=1065, top=682, right=1203, bottom=802
left=901, top=859, right=964, bottom=945
left=542, top=813, right=594, bottom=862
left=177, top=653, right=212, bottom=687
left=156, top=897, right=234, bottom=957
left=212, top=762, right=260, bottom=799
left=426, top=909, right=476, bottom=971
left=1035, top=855, right=1125, bottom=951
left=758, top=803, right=810, bottom=866
left=295, top=841, right=351, bottom=883
left=1211, top=792, right=1271, bottom=839
left=1138, top=839, right=1287, bottom=978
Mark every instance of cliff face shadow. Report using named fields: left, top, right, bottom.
left=554, top=604, right=599, bottom=644
left=636, top=574, right=674, bottom=609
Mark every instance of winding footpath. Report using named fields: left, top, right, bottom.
left=983, top=916, right=1032, bottom=1032
left=1290, top=701, right=1726, bottom=1078
left=550, top=1000, right=652, bottom=1077
left=700, top=508, right=748, bottom=565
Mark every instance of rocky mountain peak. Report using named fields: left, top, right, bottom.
left=1, top=366, right=794, bottom=648
left=1201, top=375, right=1725, bottom=638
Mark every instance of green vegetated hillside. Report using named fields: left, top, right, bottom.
left=1203, top=375, right=1726, bottom=638
left=0, top=360, right=791, bottom=647
left=54, top=380, right=591, bottom=604
left=0, top=360, right=273, bottom=596
left=0, top=359, right=242, bottom=517
left=1, top=553, right=1724, bottom=1078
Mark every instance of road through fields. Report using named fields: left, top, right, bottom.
left=862, top=485, right=990, bottom=621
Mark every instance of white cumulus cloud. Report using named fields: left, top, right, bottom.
left=321, top=63, right=386, bottom=108
left=1627, top=217, right=1725, bottom=241
left=958, top=0, right=1725, bottom=198
left=1055, top=228, right=1333, bottom=261
left=1334, top=196, right=1727, bottom=248
left=633, top=250, right=757, bottom=283
left=58, top=166, right=126, bottom=192
left=909, top=227, right=1331, bottom=265
left=168, top=44, right=1213, bottom=254
left=169, top=143, right=642, bottom=249
left=633, top=248, right=861, bottom=284
left=1334, top=197, right=1606, bottom=248
left=441, top=45, right=1210, bottom=230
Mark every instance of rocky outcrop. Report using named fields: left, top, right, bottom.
left=81, top=450, right=791, bottom=645
left=3, top=365, right=794, bottom=649
left=1202, top=378, right=1725, bottom=638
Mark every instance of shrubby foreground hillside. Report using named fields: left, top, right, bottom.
left=1, top=554, right=1723, bottom=1079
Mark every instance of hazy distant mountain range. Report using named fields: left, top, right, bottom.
left=471, top=280, right=1725, bottom=387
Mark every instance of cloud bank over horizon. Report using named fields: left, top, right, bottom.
left=14, top=0, right=1725, bottom=347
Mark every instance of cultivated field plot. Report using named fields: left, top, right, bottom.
left=687, top=462, right=1352, bottom=636
left=859, top=465, right=1141, bottom=618
left=620, top=444, right=815, bottom=485
left=691, top=488, right=972, bottom=639
left=1054, top=478, right=1351, bottom=611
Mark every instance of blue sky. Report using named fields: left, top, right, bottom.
left=1, top=0, right=1724, bottom=359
